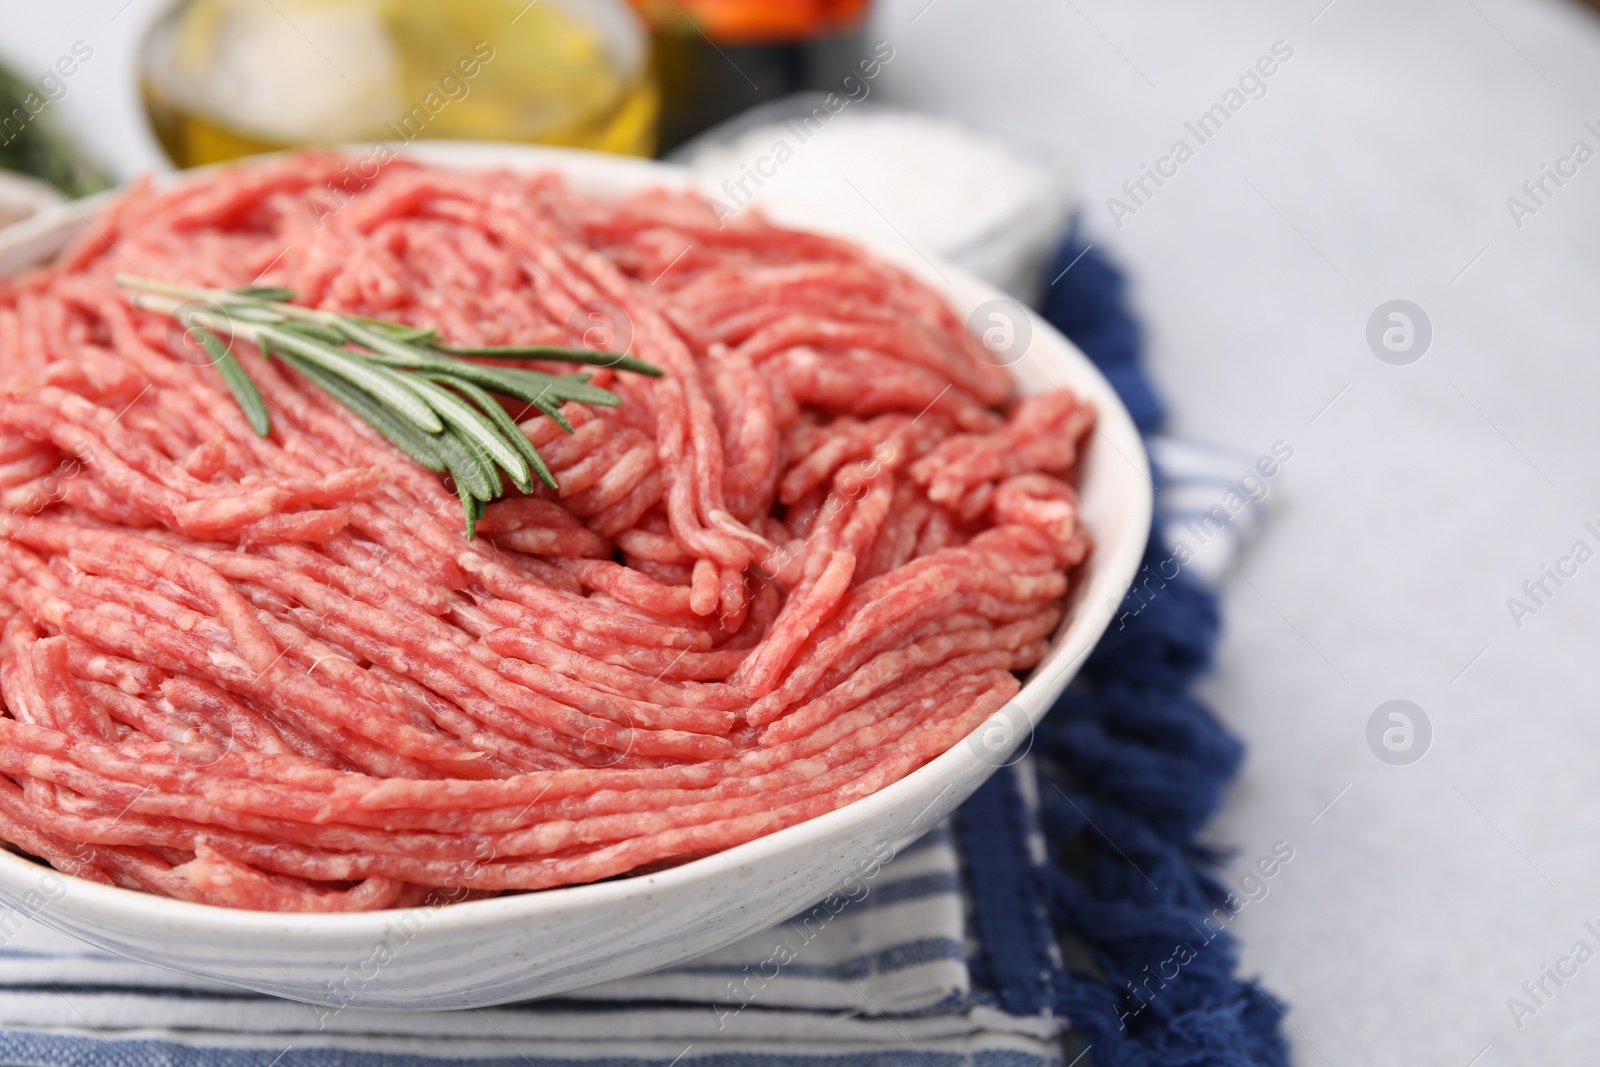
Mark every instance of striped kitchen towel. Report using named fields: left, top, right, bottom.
left=0, top=762, right=1069, bottom=1067
left=1147, top=437, right=1282, bottom=585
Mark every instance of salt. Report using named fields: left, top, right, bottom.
left=682, top=107, right=1072, bottom=296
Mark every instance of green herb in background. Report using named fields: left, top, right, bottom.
left=0, top=64, right=110, bottom=199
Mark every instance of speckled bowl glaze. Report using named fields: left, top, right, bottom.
left=0, top=143, right=1151, bottom=1010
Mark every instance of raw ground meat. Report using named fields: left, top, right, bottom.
left=0, top=153, right=1093, bottom=911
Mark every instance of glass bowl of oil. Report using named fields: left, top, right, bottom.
left=140, top=0, right=658, bottom=167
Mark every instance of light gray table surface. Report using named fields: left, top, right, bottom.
left=5, top=1, right=1600, bottom=1063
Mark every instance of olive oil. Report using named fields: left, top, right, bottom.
left=142, top=0, right=658, bottom=168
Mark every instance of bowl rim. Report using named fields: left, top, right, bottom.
left=0, top=140, right=1151, bottom=940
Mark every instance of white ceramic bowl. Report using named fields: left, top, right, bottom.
left=0, top=143, right=1151, bottom=1010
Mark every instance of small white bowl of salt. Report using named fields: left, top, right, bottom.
left=674, top=97, right=1075, bottom=303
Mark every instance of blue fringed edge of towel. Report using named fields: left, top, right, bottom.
left=954, top=223, right=1292, bottom=1067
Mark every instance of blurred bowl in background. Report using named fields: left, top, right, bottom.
left=672, top=97, right=1076, bottom=302
left=0, top=171, right=65, bottom=232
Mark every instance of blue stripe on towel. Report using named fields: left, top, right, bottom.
left=955, top=767, right=1063, bottom=1020
left=848, top=871, right=961, bottom=912
left=673, top=937, right=966, bottom=983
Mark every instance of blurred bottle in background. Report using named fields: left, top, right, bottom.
left=627, top=0, right=874, bottom=153
left=141, top=0, right=658, bottom=167
left=631, top=0, right=868, bottom=42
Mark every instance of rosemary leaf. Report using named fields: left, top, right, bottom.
left=189, top=322, right=271, bottom=438
left=277, top=352, right=446, bottom=473
left=433, top=375, right=554, bottom=491
left=527, top=390, right=575, bottom=434
left=352, top=317, right=442, bottom=345
left=448, top=362, right=619, bottom=408
left=434, top=344, right=663, bottom=378
left=338, top=321, right=625, bottom=408
left=337, top=318, right=456, bottom=368
left=431, top=426, right=499, bottom=503
left=231, top=285, right=297, bottom=302
left=257, top=325, right=446, bottom=435
left=275, top=321, right=347, bottom=345
left=398, top=374, right=533, bottom=492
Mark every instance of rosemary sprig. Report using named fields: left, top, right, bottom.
left=115, top=276, right=662, bottom=539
